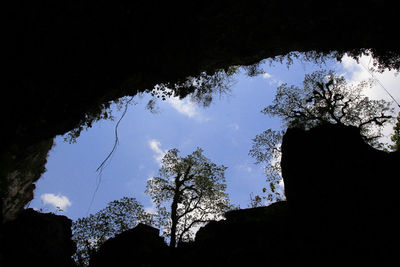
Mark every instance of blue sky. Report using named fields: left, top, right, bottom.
left=28, top=54, right=400, bottom=221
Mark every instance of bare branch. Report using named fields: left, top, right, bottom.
left=359, top=114, right=393, bottom=127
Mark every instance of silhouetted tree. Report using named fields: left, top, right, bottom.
left=145, top=148, right=231, bottom=247
left=264, top=70, right=394, bottom=144
left=250, top=70, right=395, bottom=205
left=249, top=129, right=285, bottom=205
left=389, top=112, right=400, bottom=151
left=71, top=197, right=153, bottom=266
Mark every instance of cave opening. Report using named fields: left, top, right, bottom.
left=2, top=2, right=400, bottom=266
left=28, top=53, right=399, bottom=224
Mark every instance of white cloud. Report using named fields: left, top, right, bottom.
left=144, top=196, right=157, bottom=215
left=277, top=177, right=285, bottom=195
left=148, top=139, right=167, bottom=165
left=340, top=54, right=400, bottom=144
left=262, top=72, right=272, bottom=79
left=138, top=164, right=145, bottom=171
left=167, top=96, right=209, bottom=122
left=167, top=96, right=196, bottom=117
left=41, top=193, right=72, bottom=211
left=237, top=163, right=252, bottom=173
left=228, top=123, right=240, bottom=131
left=261, top=72, right=282, bottom=86
left=341, top=54, right=400, bottom=103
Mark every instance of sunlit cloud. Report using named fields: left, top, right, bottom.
left=277, top=176, right=285, bottom=195
left=167, top=96, right=209, bottom=122
left=167, top=96, right=196, bottom=117
left=228, top=123, right=240, bottom=131
left=144, top=196, right=157, bottom=215
left=341, top=54, right=400, bottom=103
left=236, top=163, right=253, bottom=173
left=261, top=72, right=282, bottom=86
left=41, top=193, right=72, bottom=211
left=148, top=139, right=167, bottom=165
left=340, top=54, right=400, bottom=144
left=262, top=72, right=272, bottom=79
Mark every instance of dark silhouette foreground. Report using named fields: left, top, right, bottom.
left=89, top=224, right=169, bottom=267
left=1, top=124, right=397, bottom=266
left=0, top=209, right=76, bottom=267
left=87, top=124, right=399, bottom=267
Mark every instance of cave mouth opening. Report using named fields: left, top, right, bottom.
left=3, top=3, right=400, bottom=266
left=27, top=52, right=399, bottom=225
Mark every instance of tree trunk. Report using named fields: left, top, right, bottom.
left=170, top=167, right=190, bottom=247
left=170, top=193, right=179, bottom=247
left=170, top=174, right=182, bottom=247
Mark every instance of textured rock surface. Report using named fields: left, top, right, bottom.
left=0, top=208, right=76, bottom=267
left=1, top=139, right=53, bottom=223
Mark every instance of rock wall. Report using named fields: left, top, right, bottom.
left=1, top=138, right=54, bottom=223
left=182, top=124, right=399, bottom=266
left=89, top=223, right=170, bottom=267
left=0, top=208, right=76, bottom=267
left=282, top=124, right=399, bottom=266
left=187, top=201, right=292, bottom=267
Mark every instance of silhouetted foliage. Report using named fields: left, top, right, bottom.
left=389, top=112, right=400, bottom=151
left=63, top=97, right=135, bottom=144
left=241, top=62, right=265, bottom=77
left=250, top=70, right=395, bottom=206
left=268, top=51, right=339, bottom=68
left=270, top=50, right=400, bottom=72
left=264, top=70, right=394, bottom=144
left=247, top=193, right=263, bottom=208
left=343, top=48, right=400, bottom=72
left=145, top=66, right=238, bottom=114
left=71, top=197, right=153, bottom=266
left=249, top=129, right=285, bottom=206
left=145, top=148, right=231, bottom=247
left=64, top=67, right=238, bottom=143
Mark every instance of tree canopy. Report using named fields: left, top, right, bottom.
left=71, top=197, right=153, bottom=266
left=250, top=70, right=395, bottom=206
left=263, top=70, right=394, bottom=145
left=389, top=112, right=400, bottom=151
left=249, top=129, right=285, bottom=205
left=145, top=148, right=231, bottom=247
